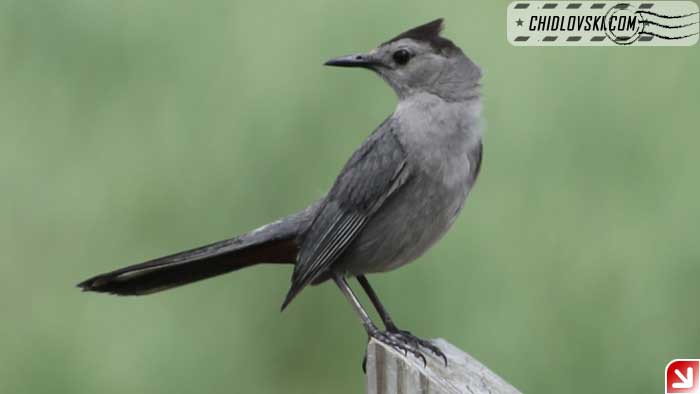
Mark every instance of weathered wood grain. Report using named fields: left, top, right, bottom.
left=366, top=338, right=521, bottom=394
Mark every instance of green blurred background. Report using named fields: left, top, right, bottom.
left=1, top=1, right=698, bottom=393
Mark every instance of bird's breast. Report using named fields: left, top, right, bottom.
left=394, top=95, right=482, bottom=190
left=336, top=96, right=483, bottom=275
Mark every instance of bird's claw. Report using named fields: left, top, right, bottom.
left=386, top=328, right=448, bottom=367
left=368, top=328, right=442, bottom=367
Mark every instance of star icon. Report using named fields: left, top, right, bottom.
left=516, top=18, right=524, bottom=27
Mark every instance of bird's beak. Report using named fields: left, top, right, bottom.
left=324, top=53, right=377, bottom=69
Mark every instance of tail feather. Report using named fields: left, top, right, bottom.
left=77, top=237, right=296, bottom=295
left=78, top=206, right=316, bottom=296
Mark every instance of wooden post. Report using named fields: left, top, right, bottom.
left=365, top=338, right=521, bottom=394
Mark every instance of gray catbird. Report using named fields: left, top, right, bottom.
left=79, top=18, right=483, bottom=365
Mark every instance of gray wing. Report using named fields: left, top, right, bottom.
left=281, top=119, right=411, bottom=309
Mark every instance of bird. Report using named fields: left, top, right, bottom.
left=78, top=18, right=483, bottom=366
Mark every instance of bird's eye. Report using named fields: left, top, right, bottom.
left=392, top=49, right=411, bottom=65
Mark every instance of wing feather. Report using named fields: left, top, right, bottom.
left=305, top=213, right=366, bottom=275
left=281, top=121, right=410, bottom=309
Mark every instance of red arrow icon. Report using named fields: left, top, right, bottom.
left=667, top=359, right=700, bottom=394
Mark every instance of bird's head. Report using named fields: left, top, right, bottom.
left=324, top=18, right=481, bottom=102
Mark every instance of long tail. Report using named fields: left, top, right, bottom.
left=78, top=206, right=315, bottom=296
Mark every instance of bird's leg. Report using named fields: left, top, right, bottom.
left=356, top=275, right=399, bottom=331
left=356, top=275, right=447, bottom=366
left=332, top=272, right=429, bottom=368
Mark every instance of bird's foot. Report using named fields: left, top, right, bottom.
left=366, top=326, right=446, bottom=368
left=385, top=327, right=448, bottom=366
